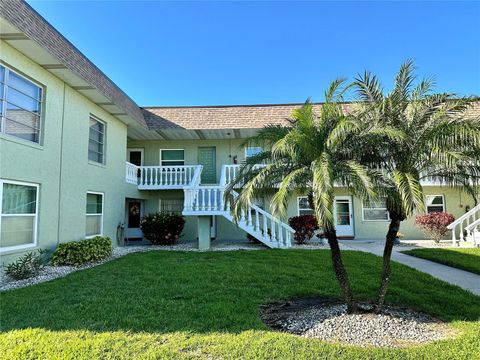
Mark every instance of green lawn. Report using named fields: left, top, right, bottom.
left=1, top=250, right=479, bottom=359
left=402, top=247, right=480, bottom=275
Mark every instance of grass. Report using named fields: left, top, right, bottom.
left=402, top=247, right=480, bottom=275
left=1, top=250, right=479, bottom=359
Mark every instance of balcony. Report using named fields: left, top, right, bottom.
left=126, top=162, right=202, bottom=189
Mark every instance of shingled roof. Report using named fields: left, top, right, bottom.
left=143, top=103, right=327, bottom=130
left=143, top=101, right=480, bottom=131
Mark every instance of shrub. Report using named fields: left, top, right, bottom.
left=415, top=212, right=455, bottom=243
left=141, top=212, right=185, bottom=245
left=288, top=214, right=319, bottom=244
left=51, top=236, right=112, bottom=266
left=5, top=249, right=48, bottom=280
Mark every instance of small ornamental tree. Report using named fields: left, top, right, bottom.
left=415, top=212, right=455, bottom=243
left=288, top=215, right=319, bottom=244
left=141, top=212, right=185, bottom=245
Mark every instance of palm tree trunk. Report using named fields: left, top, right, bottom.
left=325, top=228, right=358, bottom=314
left=374, top=212, right=402, bottom=312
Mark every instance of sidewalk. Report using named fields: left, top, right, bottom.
left=341, top=240, right=480, bottom=296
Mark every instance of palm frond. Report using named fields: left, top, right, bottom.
left=392, top=170, right=424, bottom=215
left=354, top=71, right=384, bottom=103
left=311, top=152, right=335, bottom=229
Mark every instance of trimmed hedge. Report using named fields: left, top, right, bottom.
left=51, top=236, right=113, bottom=266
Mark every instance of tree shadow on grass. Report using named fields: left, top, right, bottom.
left=1, top=250, right=479, bottom=334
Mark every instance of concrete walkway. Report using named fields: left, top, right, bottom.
left=340, top=241, right=480, bottom=296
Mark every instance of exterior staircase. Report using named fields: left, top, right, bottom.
left=447, top=203, right=480, bottom=247
left=126, top=161, right=295, bottom=248
left=182, top=165, right=293, bottom=248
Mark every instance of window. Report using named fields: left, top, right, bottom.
left=0, top=180, right=39, bottom=251
left=160, top=149, right=184, bottom=166
left=86, top=192, right=103, bottom=237
left=0, top=65, right=43, bottom=143
left=245, top=146, right=262, bottom=160
left=426, top=195, right=445, bottom=213
left=128, top=148, right=143, bottom=166
left=88, top=117, right=105, bottom=164
left=298, top=196, right=314, bottom=216
left=362, top=198, right=389, bottom=221
left=159, top=199, right=183, bottom=214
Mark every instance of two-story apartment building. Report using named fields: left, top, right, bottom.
left=1, top=1, right=478, bottom=264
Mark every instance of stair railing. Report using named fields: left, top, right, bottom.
left=447, top=203, right=480, bottom=246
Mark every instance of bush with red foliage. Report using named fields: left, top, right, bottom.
left=415, top=212, right=455, bottom=243
left=288, top=214, right=319, bottom=244
left=141, top=212, right=185, bottom=245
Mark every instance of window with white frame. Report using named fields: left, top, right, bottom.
left=426, top=195, right=445, bottom=213
left=0, top=180, right=39, bottom=251
left=159, top=199, right=183, bottom=214
left=88, top=117, right=106, bottom=164
left=298, top=196, right=314, bottom=216
left=362, top=198, right=389, bottom=221
left=0, top=65, right=43, bottom=143
left=160, top=149, right=184, bottom=166
left=86, top=192, right=103, bottom=236
left=128, top=148, right=144, bottom=166
left=245, top=146, right=263, bottom=160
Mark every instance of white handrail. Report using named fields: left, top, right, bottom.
left=231, top=189, right=294, bottom=229
left=125, top=162, right=139, bottom=185
left=221, top=164, right=267, bottom=187
left=465, top=218, right=480, bottom=232
left=182, top=183, right=294, bottom=248
left=447, top=204, right=480, bottom=229
left=447, top=203, right=480, bottom=245
left=125, top=165, right=203, bottom=189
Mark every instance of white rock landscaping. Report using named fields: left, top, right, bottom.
left=262, top=298, right=457, bottom=348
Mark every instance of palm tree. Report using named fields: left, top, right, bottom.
left=353, top=60, right=480, bottom=311
left=228, top=80, right=384, bottom=314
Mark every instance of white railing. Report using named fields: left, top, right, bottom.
left=125, top=164, right=203, bottom=189
left=230, top=190, right=293, bottom=248
left=220, top=165, right=240, bottom=187
left=183, top=184, right=294, bottom=248
left=126, top=162, right=139, bottom=185
left=447, top=203, right=480, bottom=246
left=465, top=218, right=480, bottom=247
left=220, top=164, right=267, bottom=187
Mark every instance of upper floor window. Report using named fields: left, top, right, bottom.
left=426, top=195, right=445, bottom=213
left=161, top=149, right=184, bottom=166
left=128, top=148, right=144, bottom=166
left=245, top=146, right=262, bottom=161
left=362, top=198, right=389, bottom=221
left=88, top=116, right=106, bottom=164
left=0, top=179, right=39, bottom=252
left=0, top=65, right=43, bottom=144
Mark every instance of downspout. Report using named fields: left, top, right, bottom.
left=56, top=83, right=66, bottom=246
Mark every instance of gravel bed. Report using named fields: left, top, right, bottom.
left=262, top=298, right=456, bottom=348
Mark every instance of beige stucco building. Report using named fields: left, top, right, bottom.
left=0, top=1, right=478, bottom=265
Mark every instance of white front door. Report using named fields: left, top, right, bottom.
left=334, top=196, right=354, bottom=237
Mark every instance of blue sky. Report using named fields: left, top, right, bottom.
left=28, top=1, right=479, bottom=106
